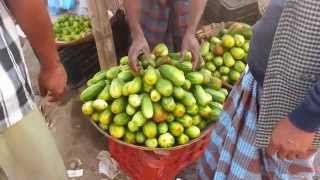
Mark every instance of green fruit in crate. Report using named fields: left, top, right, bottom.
left=124, top=131, right=136, bottom=144
left=220, top=88, right=229, bottom=97
left=229, top=70, right=241, bottom=82
left=182, top=92, right=197, bottom=107
left=213, top=56, right=224, bottom=67
left=200, top=69, right=212, bottom=85
left=81, top=101, right=94, bottom=116
left=198, top=120, right=207, bottom=130
left=205, top=62, right=216, bottom=72
left=242, top=53, right=248, bottom=63
left=192, top=115, right=202, bottom=126
left=206, top=89, right=226, bottom=103
left=106, top=66, right=121, bottom=80
left=233, top=34, right=246, bottom=47
left=173, top=87, right=186, bottom=100
left=230, top=47, right=245, bottom=60
left=199, top=105, right=213, bottom=119
left=223, top=52, right=235, bottom=67
left=208, top=77, right=222, bottom=90
left=156, top=78, right=173, bottom=97
left=186, top=126, right=201, bottom=139
left=158, top=133, right=175, bottom=148
left=135, top=132, right=146, bottom=144
left=177, top=115, right=193, bottom=128
left=132, top=111, right=146, bottom=127
left=212, top=45, right=224, bottom=56
left=80, top=81, right=106, bottom=102
left=99, top=108, right=112, bottom=125
left=200, top=41, right=210, bottom=56
left=241, top=24, right=253, bottom=40
left=161, top=97, right=176, bottom=112
left=109, top=124, right=125, bottom=139
left=143, top=82, right=153, bottom=93
left=127, top=77, right=142, bottom=95
left=120, top=56, right=129, bottom=65
left=120, top=65, right=130, bottom=71
left=182, top=80, right=191, bottom=90
left=173, top=61, right=193, bottom=73
left=183, top=51, right=192, bottom=61
left=153, top=43, right=169, bottom=57
left=143, top=122, right=158, bottom=138
left=210, top=108, right=222, bottom=121
left=150, top=89, right=161, bottom=102
left=87, top=70, right=106, bottom=86
left=99, top=123, right=109, bottom=131
left=128, top=94, right=142, bottom=108
left=158, top=122, right=169, bottom=134
left=169, top=122, right=184, bottom=137
left=111, top=97, right=126, bottom=114
left=113, top=113, right=129, bottom=126
left=97, top=83, right=111, bottom=101
left=145, top=138, right=158, bottom=148
left=153, top=103, right=168, bottom=123
left=167, top=114, right=175, bottom=122
left=219, top=66, right=230, bottom=75
left=128, top=121, right=139, bottom=132
left=117, top=70, right=134, bottom=82
left=177, top=134, right=190, bottom=145
left=186, top=72, right=204, bottom=85
left=91, top=113, right=99, bottom=122
left=186, top=104, right=199, bottom=116
left=169, top=52, right=181, bottom=60
left=110, top=79, right=124, bottom=98
left=122, top=83, right=130, bottom=96
left=210, top=36, right=222, bottom=45
left=204, top=53, right=214, bottom=62
left=173, top=103, right=186, bottom=118
left=159, top=64, right=186, bottom=86
left=143, top=67, right=158, bottom=85
left=243, top=42, right=250, bottom=52
left=212, top=71, right=221, bottom=78
left=234, top=61, right=246, bottom=73
left=193, top=85, right=212, bottom=106
left=221, top=34, right=235, bottom=48
left=141, top=95, right=154, bottom=119
left=126, top=104, right=136, bottom=116
left=221, top=75, right=229, bottom=82
left=209, top=102, right=224, bottom=111
left=92, top=99, right=108, bottom=111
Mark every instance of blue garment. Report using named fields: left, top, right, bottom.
left=247, top=0, right=320, bottom=132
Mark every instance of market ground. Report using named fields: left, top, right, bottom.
left=23, top=42, right=197, bottom=180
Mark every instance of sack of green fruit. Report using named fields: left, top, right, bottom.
left=197, top=22, right=252, bottom=87
left=80, top=42, right=229, bottom=149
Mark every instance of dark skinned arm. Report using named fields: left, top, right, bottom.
left=7, top=0, right=67, bottom=99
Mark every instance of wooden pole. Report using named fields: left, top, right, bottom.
left=88, top=0, right=117, bottom=69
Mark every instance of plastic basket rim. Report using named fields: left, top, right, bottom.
left=90, top=119, right=215, bottom=151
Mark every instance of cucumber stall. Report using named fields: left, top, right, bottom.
left=80, top=22, right=252, bottom=149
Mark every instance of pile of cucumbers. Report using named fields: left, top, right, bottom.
left=53, top=14, right=91, bottom=42
left=80, top=43, right=228, bottom=149
left=200, top=23, right=252, bottom=85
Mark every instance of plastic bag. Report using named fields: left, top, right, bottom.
left=60, top=0, right=77, bottom=10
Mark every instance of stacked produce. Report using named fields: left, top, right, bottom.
left=200, top=23, right=252, bottom=85
left=80, top=43, right=229, bottom=148
left=53, top=14, right=91, bottom=42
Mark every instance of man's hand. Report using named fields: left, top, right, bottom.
left=181, top=31, right=203, bottom=70
left=38, top=63, right=67, bottom=102
left=267, top=117, right=315, bottom=160
left=128, top=35, right=150, bottom=74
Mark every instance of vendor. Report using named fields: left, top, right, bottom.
left=198, top=0, right=320, bottom=179
left=124, top=0, right=207, bottom=73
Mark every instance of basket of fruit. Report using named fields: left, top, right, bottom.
left=53, top=14, right=93, bottom=48
left=196, top=22, right=253, bottom=89
left=80, top=42, right=228, bottom=179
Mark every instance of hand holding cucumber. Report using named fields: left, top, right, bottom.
left=128, top=35, right=150, bottom=74
left=181, top=31, right=203, bottom=71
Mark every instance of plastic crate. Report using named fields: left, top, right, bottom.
left=203, top=0, right=259, bottom=25
left=59, top=41, right=99, bottom=88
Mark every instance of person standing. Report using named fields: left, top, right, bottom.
left=0, top=0, right=67, bottom=179
left=198, top=0, right=320, bottom=179
left=124, top=0, right=207, bottom=72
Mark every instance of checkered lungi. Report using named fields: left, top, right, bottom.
left=197, top=72, right=320, bottom=180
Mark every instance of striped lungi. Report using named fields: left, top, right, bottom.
left=197, top=72, right=320, bottom=180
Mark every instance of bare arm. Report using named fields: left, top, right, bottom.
left=124, top=0, right=144, bottom=39
left=7, top=0, right=59, bottom=69
left=186, top=0, right=207, bottom=34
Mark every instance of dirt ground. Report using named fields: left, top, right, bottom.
left=23, top=42, right=197, bottom=180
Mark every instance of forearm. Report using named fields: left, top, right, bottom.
left=124, top=0, right=144, bottom=39
left=7, top=0, right=60, bottom=68
left=186, top=0, right=207, bottom=34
